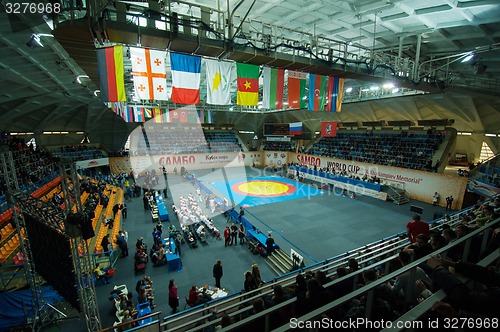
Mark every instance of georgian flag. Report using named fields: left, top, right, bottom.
left=130, top=47, right=168, bottom=100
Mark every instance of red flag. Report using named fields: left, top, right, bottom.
left=321, top=121, right=338, bottom=137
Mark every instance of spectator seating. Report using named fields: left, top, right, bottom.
left=133, top=126, right=241, bottom=155
left=263, top=141, right=296, bottom=152
left=309, top=131, right=444, bottom=171
left=50, top=145, right=107, bottom=161
left=162, top=195, right=498, bottom=331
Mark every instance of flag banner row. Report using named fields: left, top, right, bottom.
left=97, top=46, right=344, bottom=112
left=106, top=102, right=214, bottom=124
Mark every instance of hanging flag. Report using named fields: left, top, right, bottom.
left=262, top=67, right=284, bottom=109
left=170, top=109, right=180, bottom=122
left=122, top=105, right=134, bottom=122
left=108, top=102, right=126, bottom=118
left=96, top=46, right=126, bottom=102
left=205, top=110, right=214, bottom=124
left=326, top=77, right=345, bottom=112
left=196, top=110, right=204, bottom=124
left=170, top=53, right=201, bottom=104
left=287, top=71, right=307, bottom=109
left=236, top=63, right=259, bottom=106
left=205, top=59, right=232, bottom=105
left=289, top=122, right=303, bottom=135
left=308, top=74, right=328, bottom=111
left=153, top=108, right=169, bottom=123
left=321, top=121, right=338, bottom=137
left=130, top=47, right=168, bottom=100
left=132, top=107, right=144, bottom=122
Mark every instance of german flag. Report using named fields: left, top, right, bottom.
left=96, top=45, right=126, bottom=102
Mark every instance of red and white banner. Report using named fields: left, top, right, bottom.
left=321, top=121, right=338, bottom=137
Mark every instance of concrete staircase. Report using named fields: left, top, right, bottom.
left=265, top=248, right=295, bottom=275
left=387, top=186, right=409, bottom=205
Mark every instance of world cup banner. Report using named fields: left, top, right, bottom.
left=321, top=121, right=338, bottom=137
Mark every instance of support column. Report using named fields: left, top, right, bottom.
left=413, top=34, right=422, bottom=81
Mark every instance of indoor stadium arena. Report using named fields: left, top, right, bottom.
left=0, top=0, right=499, bottom=331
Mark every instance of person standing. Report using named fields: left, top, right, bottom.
left=432, top=192, right=440, bottom=206
left=446, top=195, right=454, bottom=211
left=238, top=206, right=245, bottom=222
left=100, top=234, right=110, bottom=253
left=265, top=232, right=275, bottom=257
left=230, top=223, right=238, bottom=246
left=168, top=279, right=179, bottom=314
left=112, top=204, right=120, bottom=218
left=121, top=203, right=127, bottom=219
left=406, top=214, right=429, bottom=243
left=223, top=226, right=231, bottom=247
left=238, top=224, right=246, bottom=245
left=251, top=263, right=263, bottom=286
left=213, top=259, right=223, bottom=288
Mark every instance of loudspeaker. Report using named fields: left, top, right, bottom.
left=410, top=205, right=423, bottom=215
left=171, top=12, right=179, bottom=36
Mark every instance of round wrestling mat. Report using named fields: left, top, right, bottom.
left=232, top=180, right=296, bottom=197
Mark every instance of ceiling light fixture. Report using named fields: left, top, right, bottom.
left=76, top=75, right=89, bottom=84
left=461, top=52, right=476, bottom=63
left=383, top=83, right=394, bottom=89
left=26, top=34, right=43, bottom=47
left=370, top=86, right=379, bottom=91
left=345, top=87, right=353, bottom=93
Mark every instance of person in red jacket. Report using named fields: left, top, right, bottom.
left=223, top=226, right=231, bottom=247
left=406, top=214, right=429, bottom=243
left=169, top=279, right=179, bottom=314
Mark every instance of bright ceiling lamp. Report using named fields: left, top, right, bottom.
left=461, top=52, right=476, bottom=63
left=370, top=86, right=379, bottom=91
left=345, top=87, right=353, bottom=93
left=383, top=83, right=394, bottom=89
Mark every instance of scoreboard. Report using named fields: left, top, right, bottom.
left=264, top=123, right=289, bottom=136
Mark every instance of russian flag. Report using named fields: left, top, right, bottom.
left=170, top=53, right=201, bottom=105
left=289, top=122, right=303, bottom=135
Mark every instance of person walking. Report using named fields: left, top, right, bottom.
left=213, top=259, right=223, bottom=288
left=168, top=279, right=179, bottom=314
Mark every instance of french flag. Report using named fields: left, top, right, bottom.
left=170, top=53, right=201, bottom=104
left=289, top=122, right=303, bottom=135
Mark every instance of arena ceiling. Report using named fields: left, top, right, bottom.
left=0, top=0, right=499, bottom=151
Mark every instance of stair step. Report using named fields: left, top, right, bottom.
left=274, top=249, right=294, bottom=266
left=265, top=256, right=287, bottom=275
left=268, top=252, right=293, bottom=273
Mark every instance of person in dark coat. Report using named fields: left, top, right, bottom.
left=112, top=204, right=120, bottom=218
left=115, top=234, right=128, bottom=257
left=100, top=234, right=110, bottom=253
left=213, top=259, right=223, bottom=288
left=265, top=233, right=275, bottom=257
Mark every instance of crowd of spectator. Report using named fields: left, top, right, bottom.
left=187, top=195, right=500, bottom=331
left=51, top=145, right=107, bottom=161
left=309, top=131, right=444, bottom=171
left=131, top=128, right=241, bottom=156
left=263, top=141, right=296, bottom=152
